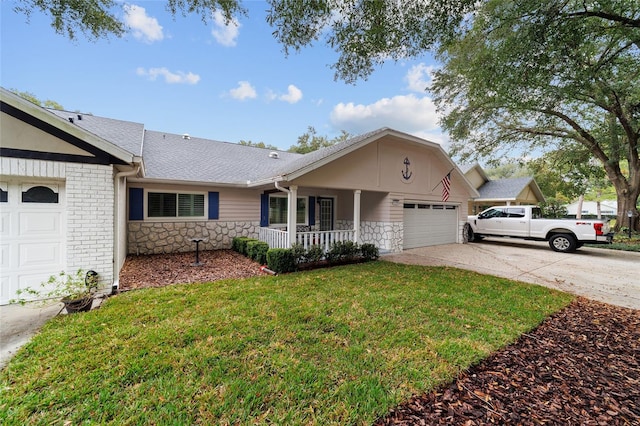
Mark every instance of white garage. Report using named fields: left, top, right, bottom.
left=2, top=88, right=140, bottom=305
left=0, top=181, right=65, bottom=304
left=403, top=203, right=458, bottom=249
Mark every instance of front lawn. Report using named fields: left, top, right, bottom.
left=1, top=262, right=573, bottom=425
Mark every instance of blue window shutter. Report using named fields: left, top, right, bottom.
left=260, top=193, right=269, bottom=227
left=129, top=188, right=144, bottom=220
left=208, top=192, right=219, bottom=220
left=308, top=196, right=315, bottom=226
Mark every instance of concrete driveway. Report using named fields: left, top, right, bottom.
left=384, top=238, right=640, bottom=310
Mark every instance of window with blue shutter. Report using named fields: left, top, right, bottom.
left=260, top=193, right=269, bottom=227
left=129, top=188, right=144, bottom=220
left=308, top=196, right=316, bottom=226
left=208, top=192, right=219, bottom=220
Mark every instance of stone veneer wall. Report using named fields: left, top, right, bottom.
left=336, top=219, right=403, bottom=253
left=127, top=221, right=259, bottom=255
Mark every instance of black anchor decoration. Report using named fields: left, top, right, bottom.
left=402, top=157, right=413, bottom=180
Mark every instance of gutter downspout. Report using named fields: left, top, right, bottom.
left=274, top=181, right=296, bottom=247
left=113, top=165, right=140, bottom=291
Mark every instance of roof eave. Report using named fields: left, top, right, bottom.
left=1, top=88, right=136, bottom=164
left=127, top=177, right=248, bottom=188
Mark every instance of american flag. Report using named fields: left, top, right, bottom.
left=441, top=172, right=451, bottom=202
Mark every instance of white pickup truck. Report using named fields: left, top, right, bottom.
left=467, top=205, right=613, bottom=253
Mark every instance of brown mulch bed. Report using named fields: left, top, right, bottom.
left=376, top=297, right=640, bottom=425
left=118, top=253, right=639, bottom=424
left=118, top=249, right=262, bottom=290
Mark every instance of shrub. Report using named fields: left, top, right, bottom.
left=360, top=243, right=379, bottom=261
left=247, top=241, right=269, bottom=265
left=267, top=248, right=296, bottom=273
left=231, top=237, right=245, bottom=253
left=290, top=243, right=306, bottom=265
left=305, top=245, right=325, bottom=263
left=232, top=237, right=256, bottom=256
left=341, top=240, right=359, bottom=261
left=325, top=241, right=343, bottom=264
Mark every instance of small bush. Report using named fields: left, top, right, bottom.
left=360, top=243, right=379, bottom=261
left=247, top=241, right=269, bottom=264
left=325, top=242, right=343, bottom=264
left=231, top=237, right=245, bottom=253
left=267, top=248, right=296, bottom=273
left=290, top=243, right=306, bottom=265
left=233, top=237, right=257, bottom=256
left=341, top=240, right=359, bottom=261
left=305, top=245, right=325, bottom=263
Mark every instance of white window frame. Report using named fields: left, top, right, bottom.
left=268, top=194, right=308, bottom=227
left=144, top=189, right=207, bottom=221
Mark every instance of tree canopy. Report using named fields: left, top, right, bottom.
left=11, top=89, right=64, bottom=110
left=11, top=0, right=245, bottom=40
left=287, top=126, right=350, bottom=154
left=431, top=1, right=639, bottom=230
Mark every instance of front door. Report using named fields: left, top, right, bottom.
left=318, top=198, right=334, bottom=231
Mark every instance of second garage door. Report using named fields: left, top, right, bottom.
left=403, top=203, right=458, bottom=249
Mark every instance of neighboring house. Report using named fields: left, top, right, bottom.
left=461, top=163, right=545, bottom=215
left=0, top=88, right=479, bottom=304
left=565, top=200, right=617, bottom=219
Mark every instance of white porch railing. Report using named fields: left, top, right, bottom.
left=258, top=227, right=355, bottom=250
left=296, top=230, right=355, bottom=251
left=258, top=228, right=288, bottom=249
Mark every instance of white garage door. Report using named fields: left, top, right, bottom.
left=0, top=181, right=65, bottom=305
left=403, top=203, right=458, bottom=249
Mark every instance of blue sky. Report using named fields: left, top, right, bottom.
left=1, top=1, right=445, bottom=151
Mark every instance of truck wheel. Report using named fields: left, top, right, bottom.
left=465, top=225, right=482, bottom=242
left=549, top=234, right=577, bottom=253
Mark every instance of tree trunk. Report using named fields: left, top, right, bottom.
left=576, top=195, right=584, bottom=219
left=616, top=192, right=639, bottom=233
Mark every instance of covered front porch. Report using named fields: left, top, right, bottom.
left=257, top=185, right=363, bottom=250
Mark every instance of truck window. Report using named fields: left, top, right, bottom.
left=480, top=208, right=505, bottom=219
left=531, top=207, right=542, bottom=219
left=506, top=208, right=525, bottom=218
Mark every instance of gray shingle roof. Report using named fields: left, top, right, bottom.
left=142, top=130, right=302, bottom=184
left=39, top=108, right=462, bottom=189
left=476, top=177, right=535, bottom=199
left=47, top=109, right=144, bottom=157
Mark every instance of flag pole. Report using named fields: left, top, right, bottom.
left=431, top=167, right=455, bottom=191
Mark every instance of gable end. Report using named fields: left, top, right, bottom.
left=1, top=101, right=126, bottom=165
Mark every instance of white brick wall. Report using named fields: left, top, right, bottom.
left=66, top=163, right=114, bottom=286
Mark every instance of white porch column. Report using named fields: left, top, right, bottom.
left=353, top=189, right=361, bottom=243
left=288, top=185, right=298, bottom=247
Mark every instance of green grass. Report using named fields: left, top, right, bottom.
left=1, top=262, right=573, bottom=425
left=586, top=232, right=640, bottom=252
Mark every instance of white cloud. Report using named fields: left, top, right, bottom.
left=136, top=67, right=200, bottom=84
left=228, top=81, right=257, bottom=100
left=330, top=94, right=444, bottom=143
left=279, top=85, right=303, bottom=104
left=124, top=4, right=164, bottom=43
left=211, top=10, right=241, bottom=46
left=405, top=63, right=435, bottom=93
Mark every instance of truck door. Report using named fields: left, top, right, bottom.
left=502, top=207, right=529, bottom=236
left=475, top=207, right=506, bottom=234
